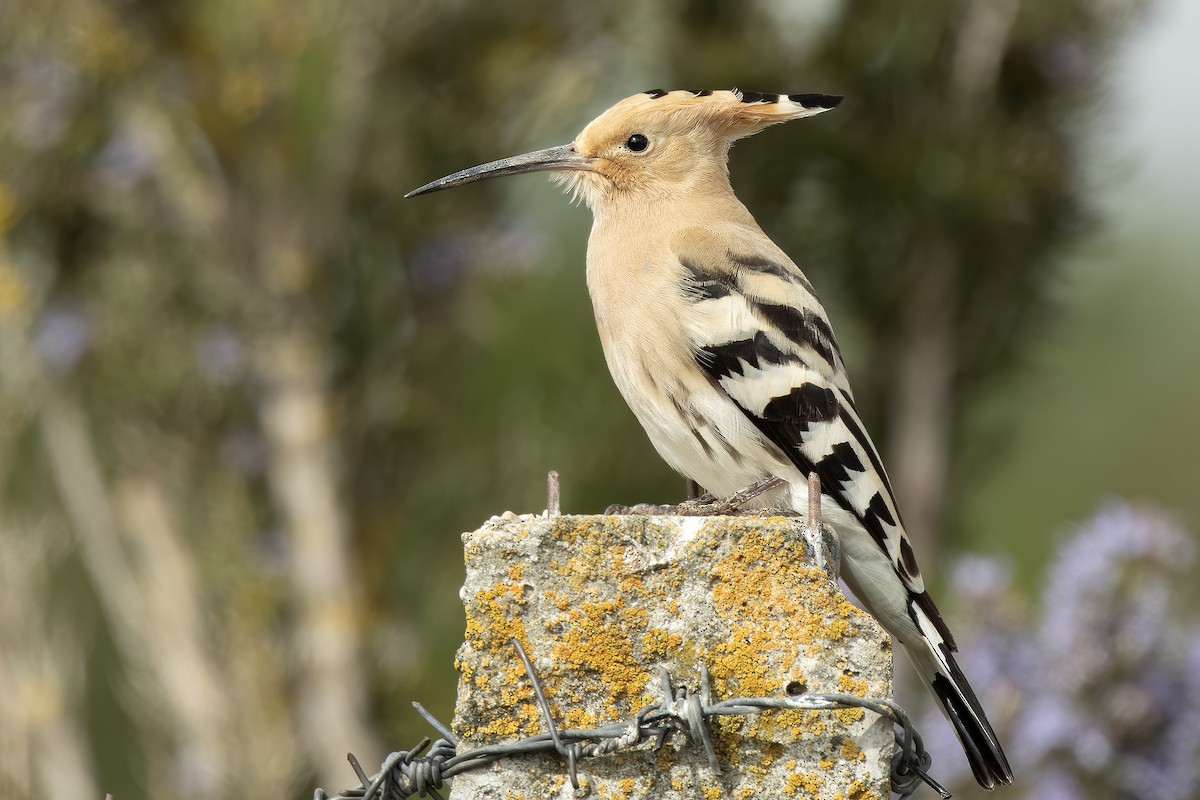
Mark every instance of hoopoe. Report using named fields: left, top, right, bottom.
left=408, top=89, right=1014, bottom=790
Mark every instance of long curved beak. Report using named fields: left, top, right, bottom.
left=405, top=143, right=593, bottom=198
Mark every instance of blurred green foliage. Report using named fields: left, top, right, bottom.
left=0, top=0, right=1179, bottom=798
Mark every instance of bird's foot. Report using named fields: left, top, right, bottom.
left=604, top=476, right=788, bottom=516
left=677, top=476, right=788, bottom=515
left=603, top=502, right=678, bottom=516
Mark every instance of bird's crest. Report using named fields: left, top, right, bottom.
left=601, top=88, right=843, bottom=140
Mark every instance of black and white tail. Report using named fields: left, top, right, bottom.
left=909, top=596, right=1014, bottom=789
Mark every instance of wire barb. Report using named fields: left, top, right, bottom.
left=317, top=641, right=944, bottom=800
left=347, top=752, right=371, bottom=787
left=412, top=702, right=457, bottom=746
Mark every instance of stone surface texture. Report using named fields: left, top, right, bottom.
left=449, top=512, right=894, bottom=800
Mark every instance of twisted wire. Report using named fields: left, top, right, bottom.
left=316, top=640, right=948, bottom=800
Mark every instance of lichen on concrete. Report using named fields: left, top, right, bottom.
left=450, top=513, right=893, bottom=799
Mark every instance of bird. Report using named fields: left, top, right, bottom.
left=407, top=88, right=1013, bottom=790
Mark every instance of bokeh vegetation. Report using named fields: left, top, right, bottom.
left=2, top=0, right=1194, bottom=798
left=926, top=504, right=1200, bottom=799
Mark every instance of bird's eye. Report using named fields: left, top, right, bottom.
left=626, top=133, right=649, bottom=152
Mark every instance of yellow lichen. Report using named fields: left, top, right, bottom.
left=641, top=626, right=682, bottom=660
left=548, top=598, right=657, bottom=722
left=837, top=674, right=868, bottom=696
left=703, top=519, right=867, bottom=743
left=840, top=737, right=863, bottom=762
left=783, top=771, right=822, bottom=797
left=463, top=581, right=529, bottom=650
left=832, top=674, right=868, bottom=724
left=845, top=779, right=882, bottom=800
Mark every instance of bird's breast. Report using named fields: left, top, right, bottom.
left=584, top=239, right=790, bottom=498
left=584, top=244, right=692, bottom=423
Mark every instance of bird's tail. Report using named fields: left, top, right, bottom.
left=907, top=597, right=1014, bottom=790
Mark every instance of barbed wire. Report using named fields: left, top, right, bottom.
left=314, top=639, right=950, bottom=800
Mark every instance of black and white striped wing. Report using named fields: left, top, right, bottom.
left=676, top=235, right=927, bottom=597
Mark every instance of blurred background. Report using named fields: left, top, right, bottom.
left=2, top=0, right=1198, bottom=798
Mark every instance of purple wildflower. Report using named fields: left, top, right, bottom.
left=13, top=55, right=79, bottom=149
left=920, top=503, right=1200, bottom=799
left=410, top=238, right=469, bottom=295
left=196, top=325, right=246, bottom=385
left=34, top=303, right=92, bottom=373
left=219, top=429, right=266, bottom=477
left=94, top=124, right=159, bottom=190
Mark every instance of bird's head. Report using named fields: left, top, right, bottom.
left=406, top=89, right=841, bottom=209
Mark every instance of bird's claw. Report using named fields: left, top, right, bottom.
left=604, top=476, right=787, bottom=517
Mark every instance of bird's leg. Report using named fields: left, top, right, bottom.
left=676, top=476, right=788, bottom=515
left=604, top=476, right=788, bottom=516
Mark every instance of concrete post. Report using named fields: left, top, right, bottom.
left=449, top=512, right=895, bottom=799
